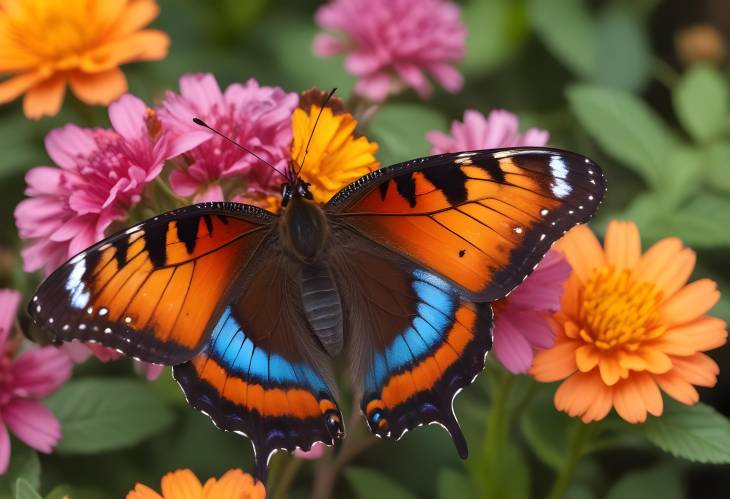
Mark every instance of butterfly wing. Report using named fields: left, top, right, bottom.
left=328, top=148, right=606, bottom=301
left=173, top=250, right=344, bottom=481
left=28, top=202, right=272, bottom=365
left=329, top=231, right=491, bottom=455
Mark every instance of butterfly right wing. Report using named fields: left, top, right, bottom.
left=173, top=249, right=344, bottom=482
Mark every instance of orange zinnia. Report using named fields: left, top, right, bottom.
left=0, top=0, right=169, bottom=119
left=531, top=221, right=727, bottom=423
left=127, top=469, right=265, bottom=499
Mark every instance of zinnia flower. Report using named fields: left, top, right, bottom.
left=1, top=289, right=73, bottom=474
left=531, top=221, right=728, bottom=423
left=426, top=109, right=549, bottom=154
left=313, top=0, right=466, bottom=101
left=15, top=93, right=189, bottom=275
left=291, top=102, right=379, bottom=204
left=492, top=252, right=572, bottom=374
left=127, top=469, right=265, bottom=499
left=158, top=73, right=298, bottom=202
left=0, top=0, right=169, bottom=119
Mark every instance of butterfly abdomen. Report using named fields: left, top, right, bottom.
left=301, top=262, right=343, bottom=356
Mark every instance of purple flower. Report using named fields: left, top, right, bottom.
left=1, top=289, right=73, bottom=474
left=314, top=0, right=466, bottom=101
left=157, top=73, right=298, bottom=201
left=426, top=109, right=549, bottom=154
left=492, top=252, right=572, bottom=374
left=14, top=94, right=189, bottom=276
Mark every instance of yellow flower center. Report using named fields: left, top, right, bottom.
left=578, top=267, right=666, bottom=351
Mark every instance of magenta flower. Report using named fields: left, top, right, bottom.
left=292, top=441, right=326, bottom=460
left=157, top=73, right=298, bottom=201
left=427, top=109, right=549, bottom=154
left=1, top=289, right=73, bottom=474
left=492, top=252, right=572, bottom=374
left=15, top=94, right=191, bottom=276
left=313, top=0, right=466, bottom=101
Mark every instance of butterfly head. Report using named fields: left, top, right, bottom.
left=280, top=179, right=313, bottom=208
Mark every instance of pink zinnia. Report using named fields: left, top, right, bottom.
left=492, top=252, right=572, bottom=373
left=15, top=94, right=192, bottom=276
left=0, top=289, right=73, bottom=474
left=426, top=109, right=549, bottom=154
left=313, top=0, right=466, bottom=101
left=157, top=73, right=298, bottom=202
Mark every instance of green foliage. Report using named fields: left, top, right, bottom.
left=436, top=469, right=476, bottom=499
left=12, top=480, right=41, bottom=499
left=642, top=400, right=730, bottom=464
left=346, top=468, right=419, bottom=499
left=520, top=390, right=574, bottom=470
left=605, top=466, right=684, bottom=499
left=0, top=443, right=40, bottom=499
left=368, top=104, right=448, bottom=165
left=45, top=378, right=174, bottom=454
left=674, top=64, right=729, bottom=144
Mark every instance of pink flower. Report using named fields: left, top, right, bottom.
left=292, top=442, right=326, bottom=460
left=157, top=73, right=298, bottom=201
left=15, top=94, right=190, bottom=276
left=314, top=0, right=466, bottom=101
left=427, top=110, right=549, bottom=154
left=492, top=252, right=572, bottom=374
left=1, top=289, right=73, bottom=474
left=62, top=343, right=163, bottom=381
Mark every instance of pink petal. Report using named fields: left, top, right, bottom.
left=0, top=419, right=10, bottom=474
left=179, top=73, right=224, bottom=115
left=521, top=128, right=550, bottom=147
left=193, top=184, right=225, bottom=203
left=505, top=309, right=555, bottom=350
left=44, top=125, right=96, bottom=170
left=293, top=441, right=326, bottom=460
left=427, top=63, right=463, bottom=93
left=61, top=342, right=94, bottom=363
left=3, top=399, right=61, bottom=454
left=492, top=314, right=534, bottom=374
left=169, top=170, right=202, bottom=197
left=354, top=73, right=392, bottom=102
left=167, top=131, right=210, bottom=158
left=86, top=343, right=122, bottom=362
left=109, top=94, right=147, bottom=143
left=24, top=167, right=63, bottom=195
left=0, top=289, right=22, bottom=346
left=313, top=34, right=344, bottom=57
left=394, top=63, right=431, bottom=98
left=508, top=252, right=571, bottom=312
left=12, top=347, right=73, bottom=398
left=345, top=52, right=382, bottom=75
left=137, top=362, right=164, bottom=381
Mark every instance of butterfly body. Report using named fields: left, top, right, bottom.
left=28, top=148, right=606, bottom=481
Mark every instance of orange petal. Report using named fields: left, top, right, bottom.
left=655, top=370, right=699, bottom=405
left=554, top=370, right=610, bottom=422
left=661, top=279, right=720, bottom=327
left=126, top=484, right=164, bottom=499
left=160, top=469, right=203, bottom=498
left=580, top=373, right=613, bottom=422
left=558, top=278, right=581, bottom=319
left=604, top=220, right=641, bottom=271
left=530, top=340, right=579, bottom=382
left=632, top=371, right=663, bottom=417
left=598, top=355, right=625, bottom=386
left=69, top=68, right=127, bottom=105
left=670, top=352, right=719, bottom=387
left=110, top=0, right=160, bottom=36
left=0, top=71, right=44, bottom=104
left=632, top=237, right=684, bottom=287
left=554, top=224, right=606, bottom=284
left=616, top=350, right=647, bottom=371
left=652, top=247, right=696, bottom=300
left=638, top=348, right=673, bottom=374
left=22, top=75, right=66, bottom=119
left=575, top=344, right=600, bottom=372
left=653, top=317, right=728, bottom=356
left=612, top=377, right=649, bottom=423
left=203, top=470, right=265, bottom=499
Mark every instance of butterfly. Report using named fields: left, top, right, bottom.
left=28, top=139, right=605, bottom=481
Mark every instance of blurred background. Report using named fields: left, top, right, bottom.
left=1, top=0, right=729, bottom=497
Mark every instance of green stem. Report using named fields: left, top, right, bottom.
left=270, top=457, right=303, bottom=499
left=480, top=373, right=515, bottom=497
left=546, top=422, right=594, bottom=499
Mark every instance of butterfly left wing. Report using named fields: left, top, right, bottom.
left=173, top=250, right=344, bottom=482
left=328, top=148, right=605, bottom=301
left=28, top=202, right=272, bottom=364
left=329, top=232, right=491, bottom=456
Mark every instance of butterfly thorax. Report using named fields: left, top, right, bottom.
left=279, top=195, right=330, bottom=263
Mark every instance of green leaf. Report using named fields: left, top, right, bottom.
left=567, top=84, right=677, bottom=187
left=0, top=443, right=40, bottom=498
left=704, top=141, right=730, bottom=192
left=346, top=467, right=418, bottom=499
left=529, top=0, right=596, bottom=78
left=653, top=145, right=702, bottom=209
left=462, top=0, right=529, bottom=75
left=437, top=469, right=475, bottom=499
left=44, top=486, right=73, bottom=499
left=13, top=480, right=41, bottom=499
left=605, top=466, right=684, bottom=499
left=642, top=400, right=730, bottom=463
left=674, top=64, right=729, bottom=143
left=663, top=193, right=730, bottom=247
left=521, top=390, right=574, bottom=470
left=368, top=104, right=448, bottom=166
left=594, top=6, right=651, bottom=91
left=45, top=378, right=174, bottom=454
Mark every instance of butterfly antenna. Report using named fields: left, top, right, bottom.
left=192, top=118, right=288, bottom=180
left=295, top=88, right=337, bottom=178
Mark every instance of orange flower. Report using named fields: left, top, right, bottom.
left=531, top=221, right=727, bottom=424
left=0, top=0, right=169, bottom=119
left=127, top=469, right=265, bottom=499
